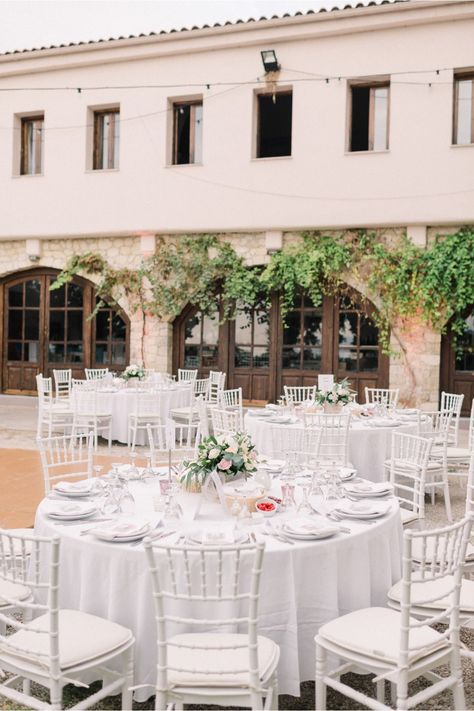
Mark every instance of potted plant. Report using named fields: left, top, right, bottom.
left=314, top=378, right=353, bottom=413
left=181, top=432, right=257, bottom=493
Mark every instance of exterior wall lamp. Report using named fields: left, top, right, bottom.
left=261, top=50, right=280, bottom=73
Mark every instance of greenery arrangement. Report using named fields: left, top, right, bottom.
left=121, top=364, right=146, bottom=380
left=314, top=378, right=353, bottom=406
left=50, top=227, right=474, bottom=355
left=181, top=432, right=257, bottom=492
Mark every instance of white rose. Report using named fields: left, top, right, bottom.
left=339, top=387, right=348, bottom=396
left=208, top=448, right=220, bottom=459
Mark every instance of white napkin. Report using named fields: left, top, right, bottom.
left=284, top=519, right=336, bottom=536
left=45, top=501, right=96, bottom=517
left=344, top=480, right=392, bottom=495
left=339, top=467, right=357, bottom=480
left=192, top=523, right=236, bottom=545
left=54, top=480, right=92, bottom=493
left=91, top=520, right=149, bottom=540
left=336, top=501, right=390, bottom=516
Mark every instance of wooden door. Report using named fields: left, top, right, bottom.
left=3, top=275, right=45, bottom=392
left=440, top=310, right=474, bottom=416
left=173, top=306, right=228, bottom=378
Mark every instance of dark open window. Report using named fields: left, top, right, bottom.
left=172, top=101, right=203, bottom=164
left=93, top=109, right=120, bottom=170
left=20, top=115, right=44, bottom=175
left=350, top=83, right=389, bottom=152
left=93, top=299, right=128, bottom=367
left=257, top=91, right=292, bottom=158
left=453, top=73, right=474, bottom=145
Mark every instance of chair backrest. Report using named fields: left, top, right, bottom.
left=0, top=530, right=61, bottom=680
left=466, top=448, right=474, bottom=516
left=53, top=369, right=72, bottom=400
left=270, top=425, right=307, bottom=465
left=440, top=391, right=464, bottom=445
left=85, top=368, right=109, bottom=380
left=219, top=387, right=243, bottom=409
left=144, top=540, right=265, bottom=702
left=389, top=432, right=433, bottom=520
left=146, top=419, right=199, bottom=467
left=71, top=378, right=95, bottom=391
left=417, top=410, right=453, bottom=450
left=208, top=371, right=226, bottom=403
left=178, top=368, right=198, bottom=383
left=210, top=407, right=241, bottom=438
left=36, top=374, right=53, bottom=407
left=399, top=515, right=473, bottom=667
left=283, top=385, right=317, bottom=405
left=37, top=431, right=93, bottom=494
left=72, top=389, right=113, bottom=418
left=364, top=387, right=399, bottom=409
left=131, top=390, right=161, bottom=417
left=193, top=378, right=210, bottom=397
left=195, top=395, right=209, bottom=439
left=304, top=412, right=351, bottom=467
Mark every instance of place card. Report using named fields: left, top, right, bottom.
left=318, top=374, right=334, bottom=391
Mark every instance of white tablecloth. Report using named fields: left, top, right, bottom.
left=109, top=384, right=192, bottom=444
left=35, top=481, right=402, bottom=700
left=244, top=413, right=418, bottom=483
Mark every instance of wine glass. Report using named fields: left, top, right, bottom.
left=296, top=481, right=313, bottom=515
left=119, top=484, right=136, bottom=514
left=128, top=452, right=139, bottom=479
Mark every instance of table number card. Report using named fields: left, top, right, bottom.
left=318, top=374, right=334, bottom=392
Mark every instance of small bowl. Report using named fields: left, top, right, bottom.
left=255, top=497, right=279, bottom=517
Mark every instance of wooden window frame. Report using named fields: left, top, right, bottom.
left=453, top=73, right=474, bottom=145
left=93, top=108, right=119, bottom=170
left=172, top=101, right=203, bottom=165
left=20, top=115, right=44, bottom=175
left=348, top=80, right=390, bottom=152
left=92, top=303, right=129, bottom=370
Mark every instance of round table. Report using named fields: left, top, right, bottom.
left=108, top=384, right=192, bottom=445
left=35, top=479, right=402, bottom=701
left=244, top=413, right=418, bottom=483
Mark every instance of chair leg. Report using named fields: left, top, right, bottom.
left=22, top=679, right=30, bottom=695
left=451, top=642, right=466, bottom=710
left=396, top=669, right=408, bottom=711
left=155, top=690, right=167, bottom=711
left=443, top=472, right=452, bottom=523
left=50, top=679, right=62, bottom=710
left=376, top=679, right=385, bottom=704
left=121, top=644, right=134, bottom=710
left=267, top=672, right=278, bottom=710
left=315, top=640, right=327, bottom=711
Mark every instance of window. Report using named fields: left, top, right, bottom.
left=172, top=101, right=203, bottom=164
left=94, top=300, right=128, bottom=367
left=282, top=292, right=322, bottom=371
left=453, top=74, right=474, bottom=145
left=234, top=305, right=270, bottom=369
left=183, top=311, right=219, bottom=368
left=257, top=91, right=292, bottom=158
left=47, top=282, right=84, bottom=364
left=338, top=297, right=379, bottom=373
left=455, top=313, right=474, bottom=371
left=20, top=115, right=44, bottom=175
left=93, top=109, right=119, bottom=170
left=349, top=83, right=389, bottom=152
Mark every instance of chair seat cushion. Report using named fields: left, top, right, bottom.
left=440, top=447, right=471, bottom=460
left=170, top=408, right=199, bottom=420
left=383, top=459, right=441, bottom=472
left=388, top=575, right=474, bottom=613
left=318, top=607, right=447, bottom=664
left=167, top=633, right=279, bottom=687
left=3, top=609, right=132, bottom=670
left=0, top=579, right=31, bottom=607
left=399, top=508, right=419, bottom=525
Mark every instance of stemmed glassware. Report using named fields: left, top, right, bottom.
left=128, top=451, right=140, bottom=479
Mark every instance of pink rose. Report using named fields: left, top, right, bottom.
left=217, top=458, right=232, bottom=471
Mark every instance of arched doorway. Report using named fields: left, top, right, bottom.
left=173, top=289, right=388, bottom=403
left=440, top=309, right=474, bottom=416
left=0, top=268, right=130, bottom=393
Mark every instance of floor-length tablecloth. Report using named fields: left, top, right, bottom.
left=109, top=384, right=192, bottom=444
left=35, top=484, right=402, bottom=701
left=244, top=413, right=418, bottom=483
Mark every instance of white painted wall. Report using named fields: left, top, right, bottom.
left=0, top=1, right=473, bottom=239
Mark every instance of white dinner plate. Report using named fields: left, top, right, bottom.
left=46, top=501, right=97, bottom=521
left=91, top=522, right=150, bottom=542
left=186, top=530, right=248, bottom=546
left=282, top=520, right=338, bottom=540
left=334, top=501, right=391, bottom=519
left=54, top=480, right=95, bottom=498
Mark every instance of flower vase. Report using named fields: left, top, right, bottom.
left=323, top=402, right=343, bottom=414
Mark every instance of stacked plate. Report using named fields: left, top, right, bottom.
left=332, top=500, right=391, bottom=520
left=370, top=419, right=403, bottom=428
left=90, top=520, right=150, bottom=543
left=258, top=459, right=285, bottom=473
left=339, top=467, right=357, bottom=481
left=53, top=480, right=95, bottom=498
left=280, top=519, right=338, bottom=541
left=186, top=527, right=248, bottom=546
left=45, top=501, right=97, bottom=521
left=248, top=408, right=272, bottom=417
left=343, top=479, right=393, bottom=499
left=268, top=415, right=298, bottom=424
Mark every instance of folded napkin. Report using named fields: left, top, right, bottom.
left=191, top=523, right=237, bottom=545
left=344, top=480, right=392, bottom=494
left=91, top=520, right=149, bottom=540
left=54, top=480, right=92, bottom=493
left=284, top=519, right=336, bottom=536
left=339, top=467, right=357, bottom=480
left=45, top=501, right=96, bottom=516
left=336, top=501, right=390, bottom=516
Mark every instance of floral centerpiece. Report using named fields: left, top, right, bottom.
left=181, top=432, right=257, bottom=492
left=121, top=363, right=146, bottom=381
left=314, top=378, right=353, bottom=411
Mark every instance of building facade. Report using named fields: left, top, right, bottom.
left=0, top=0, right=473, bottom=410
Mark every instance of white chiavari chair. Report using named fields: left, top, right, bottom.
left=417, top=409, right=453, bottom=521
left=71, top=378, right=95, bottom=391
left=283, top=385, right=317, bottom=406
left=270, top=426, right=307, bottom=469
left=143, top=539, right=279, bottom=711
left=304, top=412, right=351, bottom=469
left=440, top=391, right=464, bottom=446
left=53, top=369, right=72, bottom=402
left=218, top=388, right=244, bottom=428
left=195, top=394, right=210, bottom=439
left=84, top=367, right=109, bottom=381
left=37, top=432, right=94, bottom=495
left=169, top=380, right=207, bottom=426
left=36, top=374, right=72, bottom=438
left=365, top=387, right=399, bottom=410
left=210, top=407, right=242, bottom=438
left=315, top=516, right=472, bottom=711
left=71, top=389, right=113, bottom=450
left=0, top=529, right=33, bottom=635
left=178, top=368, right=198, bottom=383
left=384, top=432, right=433, bottom=526
left=0, top=531, right=134, bottom=711
left=387, top=514, right=474, bottom=665
left=436, top=399, right=474, bottom=478
left=208, top=371, right=226, bottom=405
left=146, top=419, right=200, bottom=468
left=127, top=390, right=162, bottom=451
